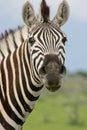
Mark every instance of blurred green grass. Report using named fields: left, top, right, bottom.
left=23, top=73, right=87, bottom=130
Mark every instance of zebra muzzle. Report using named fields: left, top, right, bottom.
left=39, top=58, right=66, bottom=92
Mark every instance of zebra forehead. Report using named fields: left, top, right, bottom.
left=29, top=22, right=64, bottom=38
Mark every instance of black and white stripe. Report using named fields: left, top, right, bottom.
left=0, top=40, right=43, bottom=130
left=0, top=0, right=69, bottom=129
left=29, top=22, right=66, bottom=66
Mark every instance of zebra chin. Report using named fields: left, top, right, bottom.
left=46, top=85, right=61, bottom=92
left=41, top=75, right=62, bottom=92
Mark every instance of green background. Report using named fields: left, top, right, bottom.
left=23, top=73, right=87, bottom=130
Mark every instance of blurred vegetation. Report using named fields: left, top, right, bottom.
left=76, top=71, right=87, bottom=78
left=23, top=71, right=87, bottom=130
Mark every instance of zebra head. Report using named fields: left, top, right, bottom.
left=22, top=0, right=70, bottom=92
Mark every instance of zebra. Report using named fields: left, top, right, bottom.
left=0, top=0, right=70, bottom=130
left=0, top=26, right=28, bottom=61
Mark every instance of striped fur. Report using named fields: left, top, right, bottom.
left=0, top=21, right=67, bottom=130
left=29, top=22, right=66, bottom=65
left=0, top=0, right=69, bottom=129
left=0, top=39, right=43, bottom=130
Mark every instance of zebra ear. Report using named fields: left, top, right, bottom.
left=52, top=0, right=70, bottom=27
left=22, top=1, right=36, bottom=26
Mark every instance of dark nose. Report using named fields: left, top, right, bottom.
left=39, top=54, right=66, bottom=92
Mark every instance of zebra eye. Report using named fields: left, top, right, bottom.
left=29, top=37, right=35, bottom=45
left=62, top=37, right=67, bottom=43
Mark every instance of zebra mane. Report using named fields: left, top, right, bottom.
left=41, top=0, right=50, bottom=22
left=0, top=25, right=23, bottom=40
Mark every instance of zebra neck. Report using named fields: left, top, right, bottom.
left=22, top=40, right=43, bottom=88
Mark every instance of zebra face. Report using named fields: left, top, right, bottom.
left=28, top=22, right=66, bottom=92
left=22, top=0, right=69, bottom=91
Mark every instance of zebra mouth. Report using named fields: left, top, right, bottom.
left=46, top=85, right=61, bottom=92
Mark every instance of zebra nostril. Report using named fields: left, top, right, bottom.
left=60, top=65, right=66, bottom=75
left=39, top=65, right=46, bottom=75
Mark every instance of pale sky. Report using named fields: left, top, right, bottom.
left=0, top=0, right=87, bottom=72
